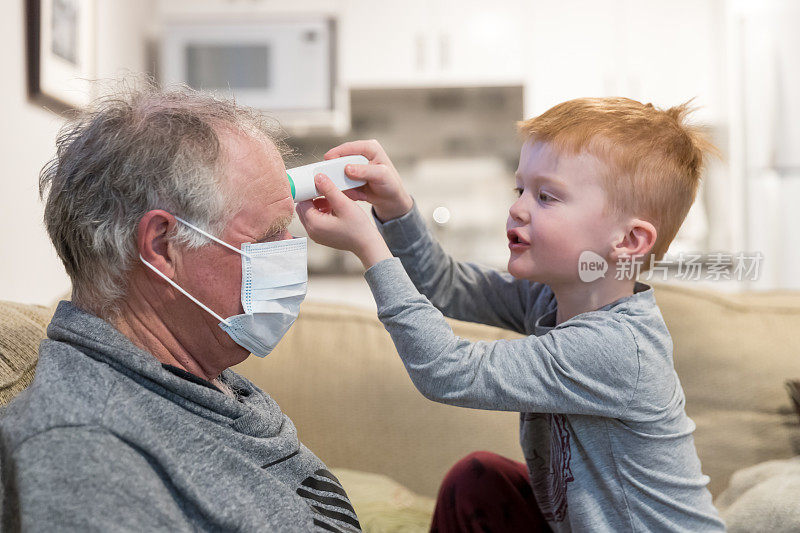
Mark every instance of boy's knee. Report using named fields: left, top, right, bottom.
left=440, top=451, right=509, bottom=493
left=434, top=451, right=548, bottom=532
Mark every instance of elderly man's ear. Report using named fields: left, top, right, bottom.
left=609, top=218, right=657, bottom=263
left=138, top=210, right=179, bottom=277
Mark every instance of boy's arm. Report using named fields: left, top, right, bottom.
left=318, top=139, right=549, bottom=333
left=298, top=176, right=639, bottom=415
left=365, top=258, right=641, bottom=416
left=373, top=201, right=551, bottom=334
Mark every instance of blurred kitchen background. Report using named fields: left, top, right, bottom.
left=2, top=0, right=799, bottom=307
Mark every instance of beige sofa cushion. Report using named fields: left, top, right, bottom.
left=331, top=468, right=434, bottom=532
left=2, top=283, right=799, bottom=501
left=234, top=302, right=527, bottom=498
left=714, top=457, right=800, bottom=532
left=236, top=284, right=800, bottom=498
left=0, top=301, right=50, bottom=406
left=653, top=283, right=800, bottom=496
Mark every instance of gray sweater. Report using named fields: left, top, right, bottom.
left=0, top=301, right=360, bottom=532
left=366, top=204, right=725, bottom=532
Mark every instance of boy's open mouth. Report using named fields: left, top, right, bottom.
left=507, top=229, right=530, bottom=248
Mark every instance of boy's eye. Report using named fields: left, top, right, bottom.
left=513, top=187, right=523, bottom=197
left=538, top=191, right=555, bottom=203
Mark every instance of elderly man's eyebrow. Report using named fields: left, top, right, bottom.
left=255, top=214, right=294, bottom=242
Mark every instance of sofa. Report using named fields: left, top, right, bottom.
left=2, top=282, right=800, bottom=531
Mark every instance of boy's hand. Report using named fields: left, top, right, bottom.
left=325, top=140, right=414, bottom=222
left=297, top=174, right=393, bottom=270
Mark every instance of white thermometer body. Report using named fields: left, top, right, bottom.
left=286, top=155, right=368, bottom=202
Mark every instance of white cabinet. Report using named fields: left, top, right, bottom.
left=523, top=0, right=618, bottom=116
left=435, top=0, right=527, bottom=85
left=339, top=0, right=430, bottom=86
left=620, top=0, right=720, bottom=122
left=524, top=0, right=722, bottom=123
left=154, top=0, right=723, bottom=122
left=340, top=0, right=527, bottom=87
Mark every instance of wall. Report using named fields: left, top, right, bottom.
left=5, top=0, right=789, bottom=295
left=732, top=0, right=800, bottom=290
left=0, top=0, right=153, bottom=306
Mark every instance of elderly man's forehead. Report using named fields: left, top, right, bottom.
left=218, top=129, right=285, bottom=185
left=218, top=127, right=280, bottom=160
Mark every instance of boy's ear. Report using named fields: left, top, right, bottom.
left=610, top=218, right=657, bottom=263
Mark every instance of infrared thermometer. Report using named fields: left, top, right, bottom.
left=286, top=155, right=368, bottom=202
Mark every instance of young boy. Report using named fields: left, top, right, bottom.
left=297, top=97, right=726, bottom=532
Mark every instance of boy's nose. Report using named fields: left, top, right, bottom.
left=508, top=198, right=529, bottom=223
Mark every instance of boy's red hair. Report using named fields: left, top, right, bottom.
left=518, top=97, right=717, bottom=263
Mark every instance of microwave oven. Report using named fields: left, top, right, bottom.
left=159, top=19, right=347, bottom=134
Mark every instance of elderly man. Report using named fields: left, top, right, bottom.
left=0, top=87, right=360, bottom=532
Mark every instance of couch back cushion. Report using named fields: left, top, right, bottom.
left=235, top=285, right=800, bottom=497
left=654, top=283, right=800, bottom=495
left=2, top=283, right=799, bottom=499
left=0, top=301, right=50, bottom=407
left=234, top=302, right=527, bottom=498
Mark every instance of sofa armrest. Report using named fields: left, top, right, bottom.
left=0, top=301, right=52, bottom=407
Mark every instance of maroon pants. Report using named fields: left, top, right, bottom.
left=430, top=451, right=551, bottom=533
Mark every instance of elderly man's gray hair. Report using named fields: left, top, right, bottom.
left=39, top=84, right=291, bottom=319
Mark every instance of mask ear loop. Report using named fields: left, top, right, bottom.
left=139, top=254, right=232, bottom=327
left=174, top=216, right=253, bottom=260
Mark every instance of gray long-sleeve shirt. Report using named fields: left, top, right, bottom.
left=365, top=203, right=725, bottom=532
left=0, top=301, right=360, bottom=532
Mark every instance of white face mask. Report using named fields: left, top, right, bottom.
left=139, top=216, right=307, bottom=357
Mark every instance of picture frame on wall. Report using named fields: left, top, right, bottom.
left=26, top=0, right=95, bottom=112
